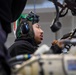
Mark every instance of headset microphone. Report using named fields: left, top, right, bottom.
left=50, top=0, right=62, bottom=32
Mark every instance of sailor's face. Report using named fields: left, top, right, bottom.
left=33, top=23, right=43, bottom=44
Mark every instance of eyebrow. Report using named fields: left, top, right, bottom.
left=37, top=24, right=40, bottom=27
left=35, top=23, right=41, bottom=28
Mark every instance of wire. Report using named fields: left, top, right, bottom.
left=33, top=0, right=36, bottom=14
left=52, top=0, right=59, bottom=21
left=9, top=54, right=32, bottom=66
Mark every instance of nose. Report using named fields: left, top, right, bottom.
left=40, top=29, right=44, bottom=34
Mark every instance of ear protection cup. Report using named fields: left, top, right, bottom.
left=21, top=21, right=30, bottom=34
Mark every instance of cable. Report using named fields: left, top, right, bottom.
left=9, top=54, right=32, bottom=65
left=49, top=0, right=62, bottom=32
left=51, top=0, right=59, bottom=21
left=33, top=0, right=36, bottom=14
left=68, top=28, right=76, bottom=39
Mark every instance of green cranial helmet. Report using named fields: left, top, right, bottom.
left=15, top=11, right=39, bottom=38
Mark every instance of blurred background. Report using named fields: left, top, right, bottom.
left=5, top=0, right=76, bottom=48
